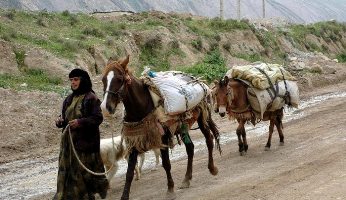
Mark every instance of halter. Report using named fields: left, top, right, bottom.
left=105, top=80, right=126, bottom=100
left=104, top=71, right=131, bottom=100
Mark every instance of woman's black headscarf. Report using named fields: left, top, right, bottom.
left=69, top=68, right=94, bottom=95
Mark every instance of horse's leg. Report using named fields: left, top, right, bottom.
left=135, top=153, right=144, bottom=180
left=265, top=119, right=275, bottom=151
left=275, top=114, right=284, bottom=146
left=121, top=149, right=138, bottom=200
left=241, top=124, right=248, bottom=154
left=161, top=132, right=174, bottom=194
left=180, top=139, right=194, bottom=189
left=153, top=148, right=160, bottom=170
left=236, top=120, right=245, bottom=156
left=198, top=116, right=218, bottom=176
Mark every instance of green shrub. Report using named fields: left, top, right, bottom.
left=82, top=27, right=105, bottom=38
left=62, top=10, right=71, bottom=17
left=336, top=53, right=346, bottom=62
left=209, top=18, right=250, bottom=31
left=14, top=50, right=26, bottom=70
left=0, top=69, right=64, bottom=94
left=179, top=50, right=227, bottom=82
left=69, top=15, right=79, bottom=26
left=5, top=9, right=16, bottom=20
left=37, top=17, right=48, bottom=27
left=222, top=42, right=231, bottom=52
left=234, top=53, right=262, bottom=62
left=191, top=38, right=203, bottom=51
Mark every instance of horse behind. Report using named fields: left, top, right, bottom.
left=214, top=76, right=284, bottom=155
left=101, top=55, right=221, bottom=199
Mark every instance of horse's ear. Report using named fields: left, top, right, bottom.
left=224, top=76, right=229, bottom=83
left=214, top=80, right=219, bottom=85
left=120, top=55, right=130, bottom=70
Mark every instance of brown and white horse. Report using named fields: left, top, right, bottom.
left=214, top=76, right=284, bottom=155
left=101, top=55, right=221, bottom=199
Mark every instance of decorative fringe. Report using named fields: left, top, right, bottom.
left=228, top=110, right=258, bottom=126
left=122, top=112, right=163, bottom=155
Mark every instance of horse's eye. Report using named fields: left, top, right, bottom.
left=117, top=77, right=123, bottom=82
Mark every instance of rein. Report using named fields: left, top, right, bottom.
left=65, top=124, right=117, bottom=176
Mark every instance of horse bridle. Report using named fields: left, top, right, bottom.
left=105, top=71, right=129, bottom=100
left=105, top=81, right=126, bottom=100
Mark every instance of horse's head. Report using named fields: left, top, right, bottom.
left=214, top=76, right=232, bottom=117
left=101, top=55, right=131, bottom=115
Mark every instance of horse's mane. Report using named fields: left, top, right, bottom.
left=103, top=60, right=133, bottom=77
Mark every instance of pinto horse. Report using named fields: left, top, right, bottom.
left=101, top=55, right=221, bottom=199
left=214, top=76, right=284, bottom=155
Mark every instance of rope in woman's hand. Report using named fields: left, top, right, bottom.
left=64, top=125, right=116, bottom=176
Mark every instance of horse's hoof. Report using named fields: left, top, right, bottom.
left=239, top=151, right=246, bottom=156
left=279, top=142, right=285, bottom=146
left=166, top=190, right=176, bottom=200
left=179, top=180, right=190, bottom=189
left=264, top=146, right=270, bottom=151
left=209, top=166, right=218, bottom=176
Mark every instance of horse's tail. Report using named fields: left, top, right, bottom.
left=275, top=107, right=284, bottom=129
left=198, top=101, right=222, bottom=154
left=207, top=111, right=222, bottom=155
left=277, top=107, right=284, bottom=129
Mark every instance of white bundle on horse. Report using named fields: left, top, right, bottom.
left=247, top=80, right=299, bottom=119
left=226, top=62, right=296, bottom=89
left=148, top=71, right=209, bottom=115
left=227, top=63, right=299, bottom=119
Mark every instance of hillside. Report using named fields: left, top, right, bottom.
left=1, top=9, right=346, bottom=199
left=1, top=0, right=346, bottom=23
left=0, top=10, right=346, bottom=90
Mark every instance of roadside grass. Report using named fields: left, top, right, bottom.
left=0, top=68, right=67, bottom=95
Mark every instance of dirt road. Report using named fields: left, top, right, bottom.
left=1, top=83, right=346, bottom=200
left=101, top=83, right=346, bottom=200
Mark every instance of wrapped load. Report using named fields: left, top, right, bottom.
left=226, top=62, right=296, bottom=90
left=247, top=80, right=299, bottom=119
left=227, top=63, right=299, bottom=119
left=143, top=70, right=209, bottom=115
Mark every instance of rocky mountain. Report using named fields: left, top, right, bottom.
left=0, top=0, right=345, bottom=23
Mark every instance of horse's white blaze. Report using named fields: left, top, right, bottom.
left=218, top=106, right=226, bottom=115
left=101, top=71, right=114, bottom=114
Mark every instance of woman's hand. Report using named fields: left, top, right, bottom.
left=69, top=119, right=79, bottom=129
left=55, top=116, right=64, bottom=127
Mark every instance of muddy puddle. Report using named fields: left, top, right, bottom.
left=1, top=91, right=345, bottom=199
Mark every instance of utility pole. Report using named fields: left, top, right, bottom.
left=237, top=0, right=241, bottom=21
left=220, top=0, right=224, bottom=20
left=262, top=0, right=266, bottom=18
